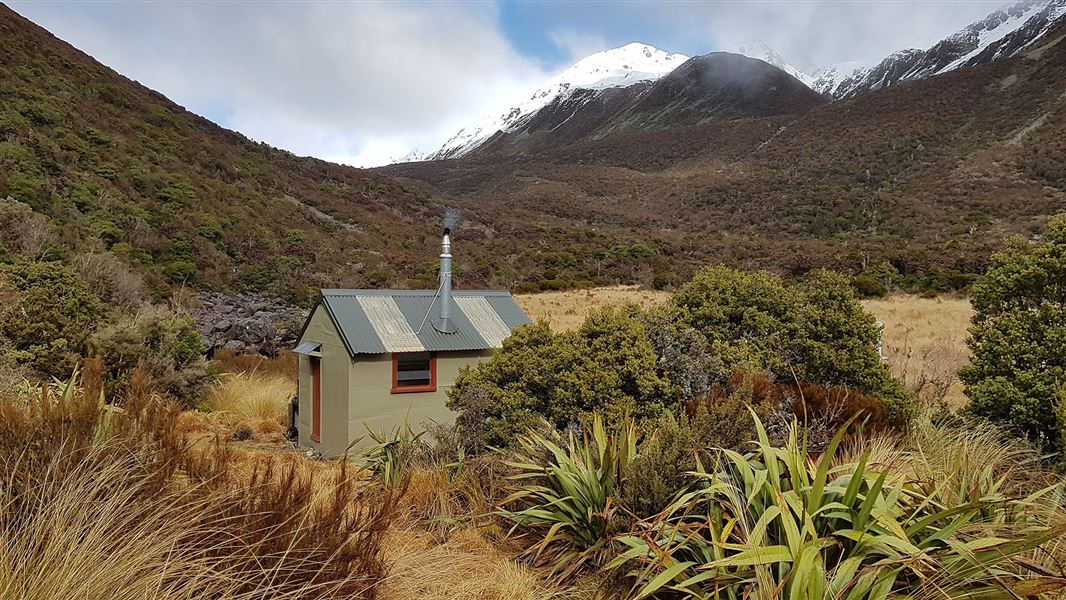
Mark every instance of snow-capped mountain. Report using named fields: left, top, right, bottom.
left=735, top=41, right=816, bottom=88
left=809, top=61, right=868, bottom=97
left=819, top=0, right=1066, bottom=98
left=426, top=43, right=688, bottom=160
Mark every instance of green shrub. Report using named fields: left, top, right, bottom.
left=0, top=261, right=103, bottom=377
left=963, top=214, right=1066, bottom=451
left=90, top=305, right=208, bottom=405
left=448, top=309, right=671, bottom=449
left=618, top=412, right=697, bottom=519
left=671, top=266, right=913, bottom=423
left=850, top=274, right=887, bottom=297
left=162, top=260, right=197, bottom=283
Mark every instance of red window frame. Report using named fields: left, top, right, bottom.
left=391, top=352, right=436, bottom=393
left=310, top=356, right=321, bottom=442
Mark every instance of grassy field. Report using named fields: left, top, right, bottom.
left=517, top=287, right=974, bottom=407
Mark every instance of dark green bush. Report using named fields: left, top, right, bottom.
left=963, top=214, right=1066, bottom=451
left=671, top=265, right=913, bottom=423
left=851, top=274, right=887, bottom=297
left=448, top=309, right=671, bottom=449
left=0, top=261, right=103, bottom=377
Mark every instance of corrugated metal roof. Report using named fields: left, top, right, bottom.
left=310, top=289, right=530, bottom=356
left=455, top=296, right=512, bottom=347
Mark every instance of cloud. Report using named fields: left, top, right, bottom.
left=12, top=1, right=549, bottom=166
left=617, top=1, right=998, bottom=70
left=548, top=28, right=609, bottom=62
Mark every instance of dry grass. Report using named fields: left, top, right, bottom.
left=380, top=527, right=550, bottom=600
left=208, top=371, right=295, bottom=433
left=213, top=347, right=298, bottom=380
left=515, top=286, right=670, bottom=331
left=861, top=295, right=973, bottom=408
left=0, top=367, right=402, bottom=599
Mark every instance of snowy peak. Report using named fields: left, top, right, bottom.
left=427, top=43, right=688, bottom=160
left=557, top=42, right=689, bottom=90
left=820, top=0, right=1066, bottom=98
left=735, top=41, right=815, bottom=88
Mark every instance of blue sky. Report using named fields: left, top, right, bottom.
left=12, top=1, right=999, bottom=166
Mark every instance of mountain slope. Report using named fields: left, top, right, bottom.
left=0, top=5, right=718, bottom=297
left=821, top=0, right=1066, bottom=98
left=460, top=52, right=826, bottom=159
left=427, top=43, right=688, bottom=160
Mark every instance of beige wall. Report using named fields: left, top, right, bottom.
left=297, top=305, right=350, bottom=456
left=297, top=304, right=494, bottom=456
left=347, top=350, right=491, bottom=448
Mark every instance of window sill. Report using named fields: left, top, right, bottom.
left=390, top=385, right=437, bottom=394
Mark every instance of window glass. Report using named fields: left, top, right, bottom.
left=395, top=352, right=432, bottom=388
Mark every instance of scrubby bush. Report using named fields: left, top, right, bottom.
left=671, top=265, right=913, bottom=422
left=90, top=305, right=209, bottom=405
left=448, top=309, right=671, bottom=449
left=963, top=214, right=1066, bottom=451
left=0, top=261, right=104, bottom=377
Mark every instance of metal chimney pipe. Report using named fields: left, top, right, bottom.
left=435, top=227, right=456, bottom=333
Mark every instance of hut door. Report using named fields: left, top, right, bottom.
left=310, top=356, right=321, bottom=442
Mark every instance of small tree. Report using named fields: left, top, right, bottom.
left=962, top=215, right=1066, bottom=451
left=447, top=309, right=671, bottom=449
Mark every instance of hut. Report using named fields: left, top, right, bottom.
left=293, top=229, right=530, bottom=456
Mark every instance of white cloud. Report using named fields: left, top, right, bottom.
left=624, top=1, right=1000, bottom=70
left=548, top=28, right=609, bottom=63
left=11, top=1, right=549, bottom=166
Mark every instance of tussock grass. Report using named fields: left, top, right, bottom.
left=0, top=366, right=401, bottom=599
left=208, top=371, right=294, bottom=431
left=381, top=527, right=549, bottom=600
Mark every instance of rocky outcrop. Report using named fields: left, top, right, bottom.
left=191, top=292, right=308, bottom=355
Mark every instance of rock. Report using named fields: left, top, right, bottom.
left=191, top=291, right=308, bottom=357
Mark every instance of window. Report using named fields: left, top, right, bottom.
left=310, top=356, right=321, bottom=442
left=392, top=352, right=436, bottom=393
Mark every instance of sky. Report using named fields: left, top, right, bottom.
left=12, top=0, right=1003, bottom=167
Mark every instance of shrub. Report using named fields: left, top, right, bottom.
left=671, top=265, right=913, bottom=423
left=637, top=308, right=725, bottom=403
left=163, top=260, right=197, bottom=283
left=962, top=214, right=1066, bottom=451
left=72, top=251, right=147, bottom=310
left=618, top=412, right=697, bottom=519
left=0, top=196, right=54, bottom=259
left=0, top=261, right=103, bottom=377
left=851, top=274, right=887, bottom=297
left=448, top=309, right=671, bottom=449
left=90, top=305, right=209, bottom=405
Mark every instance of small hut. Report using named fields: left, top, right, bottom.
left=293, top=230, right=529, bottom=456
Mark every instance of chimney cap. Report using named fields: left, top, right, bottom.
left=443, top=226, right=451, bottom=235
